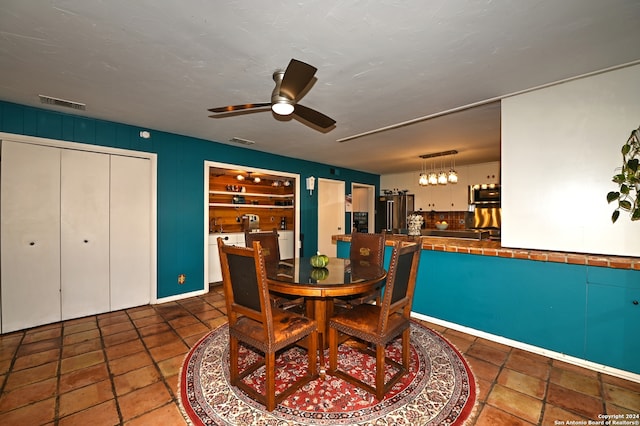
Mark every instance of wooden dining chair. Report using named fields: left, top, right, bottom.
left=328, top=240, right=421, bottom=401
left=217, top=237, right=319, bottom=411
left=336, top=231, right=386, bottom=307
left=244, top=229, right=303, bottom=309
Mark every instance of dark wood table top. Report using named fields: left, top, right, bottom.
left=266, top=257, right=386, bottom=298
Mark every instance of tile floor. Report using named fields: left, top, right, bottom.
left=1, top=285, right=639, bottom=425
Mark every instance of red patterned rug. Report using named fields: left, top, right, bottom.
left=178, top=321, right=477, bottom=425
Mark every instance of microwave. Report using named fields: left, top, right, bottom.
left=469, top=184, right=501, bottom=204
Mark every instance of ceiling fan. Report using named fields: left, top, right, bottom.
left=208, top=59, right=336, bottom=130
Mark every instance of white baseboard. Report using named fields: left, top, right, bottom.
left=411, top=312, right=640, bottom=384
left=154, top=288, right=208, bottom=304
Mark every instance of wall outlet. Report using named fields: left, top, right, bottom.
left=178, top=274, right=186, bottom=285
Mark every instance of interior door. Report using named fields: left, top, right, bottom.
left=1, top=141, right=62, bottom=332
left=110, top=155, right=151, bottom=310
left=318, top=178, right=345, bottom=257
left=60, top=149, right=110, bottom=319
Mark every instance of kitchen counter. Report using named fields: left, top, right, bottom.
left=333, top=234, right=640, bottom=271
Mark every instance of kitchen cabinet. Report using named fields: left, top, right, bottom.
left=208, top=232, right=245, bottom=283
left=1, top=140, right=152, bottom=333
left=468, top=161, right=500, bottom=184
left=420, top=173, right=468, bottom=211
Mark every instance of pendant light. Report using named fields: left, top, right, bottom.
left=418, top=157, right=428, bottom=186
left=418, top=150, right=459, bottom=186
left=448, top=152, right=458, bottom=183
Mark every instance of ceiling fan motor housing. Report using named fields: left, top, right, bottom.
left=271, top=71, right=294, bottom=115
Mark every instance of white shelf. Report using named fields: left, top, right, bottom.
left=209, top=203, right=294, bottom=209
left=209, top=190, right=293, bottom=198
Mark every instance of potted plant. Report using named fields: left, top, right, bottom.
left=607, top=125, right=640, bottom=222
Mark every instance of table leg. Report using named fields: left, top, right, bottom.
left=305, top=297, right=333, bottom=376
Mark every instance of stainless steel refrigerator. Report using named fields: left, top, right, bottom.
left=376, top=193, right=415, bottom=234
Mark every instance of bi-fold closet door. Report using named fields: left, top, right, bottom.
left=1, top=140, right=151, bottom=333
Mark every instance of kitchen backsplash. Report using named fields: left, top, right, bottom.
left=413, top=210, right=467, bottom=230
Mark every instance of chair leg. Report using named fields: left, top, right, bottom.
left=308, top=330, right=318, bottom=376
left=328, top=327, right=338, bottom=372
left=265, top=351, right=276, bottom=411
left=229, top=336, right=239, bottom=384
left=376, top=343, right=385, bottom=401
left=402, top=328, right=410, bottom=369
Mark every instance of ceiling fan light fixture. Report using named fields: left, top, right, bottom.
left=271, top=101, right=294, bottom=116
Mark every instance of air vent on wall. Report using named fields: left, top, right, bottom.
left=229, top=137, right=255, bottom=146
left=39, top=95, right=86, bottom=111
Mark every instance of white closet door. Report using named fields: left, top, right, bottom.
left=1, top=141, right=62, bottom=332
left=110, top=155, right=151, bottom=310
left=60, top=149, right=110, bottom=319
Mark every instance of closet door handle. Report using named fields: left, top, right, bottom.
left=29, top=241, right=35, bottom=246
left=84, top=239, right=89, bottom=243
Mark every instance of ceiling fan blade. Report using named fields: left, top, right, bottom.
left=279, top=59, right=317, bottom=100
left=293, top=104, right=336, bottom=129
left=208, top=102, right=270, bottom=113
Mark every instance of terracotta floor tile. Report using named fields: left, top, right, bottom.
left=61, top=338, right=102, bottom=359
left=195, top=309, right=225, bottom=322
left=546, top=382, right=604, bottom=419
left=4, top=361, right=58, bottom=391
left=168, top=315, right=200, bottom=329
left=123, top=402, right=186, bottom=426
left=0, top=358, right=12, bottom=375
left=549, top=366, right=601, bottom=397
left=175, top=323, right=209, bottom=339
left=109, top=351, right=153, bottom=376
left=466, top=342, right=509, bottom=366
left=138, top=322, right=172, bottom=337
left=100, top=321, right=134, bottom=336
left=97, top=311, right=130, bottom=327
left=13, top=348, right=59, bottom=371
left=505, top=351, right=551, bottom=381
left=602, top=373, right=640, bottom=393
left=465, top=355, right=501, bottom=383
left=0, top=377, right=57, bottom=412
left=63, top=329, right=101, bottom=346
left=540, top=404, right=591, bottom=426
left=60, top=350, right=105, bottom=374
left=603, top=382, right=640, bottom=411
left=486, top=384, right=543, bottom=424
left=183, top=334, right=205, bottom=347
left=157, top=354, right=185, bottom=378
left=113, top=365, right=161, bottom=396
left=58, top=379, right=113, bottom=417
left=102, top=329, right=139, bottom=347
left=59, top=363, right=110, bottom=394
left=207, top=316, right=227, bottom=330
left=142, top=331, right=180, bottom=349
left=149, top=341, right=188, bottom=363
left=510, top=347, right=551, bottom=364
left=476, top=378, right=493, bottom=402
left=23, top=327, right=61, bottom=344
left=16, top=338, right=61, bottom=357
left=126, top=306, right=157, bottom=319
left=442, top=333, right=474, bottom=353
left=118, top=381, right=172, bottom=421
left=497, top=368, right=546, bottom=399
left=0, top=397, right=56, bottom=425
left=132, top=314, right=165, bottom=329
left=552, top=359, right=599, bottom=378
left=63, top=321, right=98, bottom=336
left=0, top=334, right=22, bottom=361
left=165, top=373, right=180, bottom=397
left=104, top=339, right=146, bottom=362
left=474, top=404, right=535, bottom=426
left=58, top=399, right=120, bottom=426
left=475, top=337, right=511, bottom=353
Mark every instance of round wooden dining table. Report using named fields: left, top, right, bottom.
left=266, top=257, right=387, bottom=371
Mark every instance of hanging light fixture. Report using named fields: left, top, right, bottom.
left=448, top=152, right=458, bottom=183
left=418, top=157, right=428, bottom=186
left=418, top=150, right=459, bottom=186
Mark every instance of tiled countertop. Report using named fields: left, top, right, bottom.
left=332, top=234, right=640, bottom=271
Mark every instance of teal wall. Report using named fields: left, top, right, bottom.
left=337, top=240, right=640, bottom=375
left=0, top=101, right=379, bottom=299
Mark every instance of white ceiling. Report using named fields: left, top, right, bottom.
left=1, top=1, right=639, bottom=175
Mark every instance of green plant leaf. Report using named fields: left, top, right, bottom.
left=620, top=200, right=632, bottom=210
left=632, top=208, right=640, bottom=221
left=612, top=173, right=625, bottom=183
left=620, top=184, right=630, bottom=195
left=606, top=191, right=620, bottom=203
left=622, top=143, right=631, bottom=155
left=628, top=158, right=639, bottom=172
left=612, top=210, right=620, bottom=223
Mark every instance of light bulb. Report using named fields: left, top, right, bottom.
left=271, top=102, right=294, bottom=115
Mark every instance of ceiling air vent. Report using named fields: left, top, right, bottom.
left=39, top=95, right=86, bottom=111
left=229, top=137, right=255, bottom=146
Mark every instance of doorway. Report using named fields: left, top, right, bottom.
left=351, top=183, right=375, bottom=233
left=317, top=178, right=345, bottom=257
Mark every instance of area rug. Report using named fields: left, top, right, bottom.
left=178, top=321, right=477, bottom=425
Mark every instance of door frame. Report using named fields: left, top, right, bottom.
left=317, top=177, right=345, bottom=257
left=351, top=182, right=376, bottom=233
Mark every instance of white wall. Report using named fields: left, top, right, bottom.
left=502, top=64, right=640, bottom=257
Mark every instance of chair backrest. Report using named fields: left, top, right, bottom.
left=244, top=229, right=281, bottom=263
left=217, top=237, right=274, bottom=337
left=377, top=241, right=421, bottom=332
left=349, top=232, right=385, bottom=267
